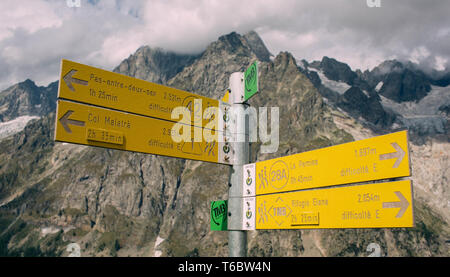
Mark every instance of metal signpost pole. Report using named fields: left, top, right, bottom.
left=227, top=72, right=249, bottom=257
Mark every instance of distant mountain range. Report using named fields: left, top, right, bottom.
left=299, top=56, right=449, bottom=142
left=0, top=31, right=448, bottom=257
left=0, top=79, right=57, bottom=122
left=2, top=36, right=449, bottom=141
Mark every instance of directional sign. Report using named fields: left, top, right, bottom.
left=244, top=61, right=258, bottom=101
left=211, top=200, right=228, bottom=231
left=54, top=99, right=228, bottom=163
left=247, top=130, right=410, bottom=195
left=256, top=180, right=414, bottom=229
left=58, top=59, right=219, bottom=129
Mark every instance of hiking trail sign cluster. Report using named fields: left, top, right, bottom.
left=54, top=59, right=413, bottom=247
left=55, top=59, right=233, bottom=164
left=239, top=130, right=413, bottom=230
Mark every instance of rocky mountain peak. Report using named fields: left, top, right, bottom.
left=18, top=79, right=37, bottom=88
left=273, top=51, right=297, bottom=68
left=319, top=56, right=357, bottom=85
left=372, top=59, right=405, bottom=75
left=206, top=31, right=270, bottom=62
left=217, top=31, right=245, bottom=50
left=114, top=46, right=200, bottom=85
left=0, top=79, right=57, bottom=122
left=242, top=30, right=272, bottom=62
left=363, top=59, right=432, bottom=103
left=206, top=31, right=252, bottom=60
left=379, top=67, right=431, bottom=103
left=167, top=31, right=271, bottom=99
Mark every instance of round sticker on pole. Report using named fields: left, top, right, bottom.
left=210, top=200, right=228, bottom=231
left=244, top=61, right=258, bottom=101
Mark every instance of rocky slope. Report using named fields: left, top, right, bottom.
left=0, top=31, right=449, bottom=257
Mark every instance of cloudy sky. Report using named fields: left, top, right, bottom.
left=0, top=0, right=449, bottom=90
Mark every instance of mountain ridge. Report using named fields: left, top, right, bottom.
left=0, top=79, right=57, bottom=122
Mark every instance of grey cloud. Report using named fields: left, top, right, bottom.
left=0, top=0, right=140, bottom=89
left=0, top=0, right=449, bottom=90
left=256, top=0, right=450, bottom=72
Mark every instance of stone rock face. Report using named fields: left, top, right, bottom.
left=0, top=79, right=57, bottom=122
left=378, top=69, right=431, bottom=102
left=320, top=56, right=357, bottom=85
left=339, top=86, right=395, bottom=127
left=0, top=31, right=448, bottom=257
left=366, top=60, right=432, bottom=102
left=114, top=46, right=200, bottom=85
left=243, top=31, right=272, bottom=62
left=301, top=57, right=397, bottom=129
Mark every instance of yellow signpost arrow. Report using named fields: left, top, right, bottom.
left=59, top=110, right=85, bottom=133
left=382, top=191, right=410, bottom=218
left=62, top=69, right=88, bottom=92
left=379, top=142, right=405, bottom=168
left=247, top=130, right=411, bottom=195
left=256, top=180, right=413, bottom=229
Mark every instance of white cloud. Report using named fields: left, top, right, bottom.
left=0, top=0, right=63, bottom=41
left=0, top=0, right=449, bottom=90
left=434, top=56, right=448, bottom=71
left=411, top=46, right=431, bottom=65
left=0, top=0, right=142, bottom=89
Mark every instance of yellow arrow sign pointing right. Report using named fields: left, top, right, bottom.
left=256, top=180, right=414, bottom=229
left=248, top=130, right=411, bottom=195
left=382, top=191, right=410, bottom=218
left=379, top=142, right=406, bottom=168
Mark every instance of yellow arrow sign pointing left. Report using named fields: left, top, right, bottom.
left=63, top=69, right=88, bottom=92
left=59, top=110, right=85, bottom=133
left=54, top=99, right=224, bottom=163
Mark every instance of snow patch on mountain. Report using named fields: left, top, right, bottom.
left=375, top=81, right=383, bottom=92
left=41, top=226, right=61, bottom=237
left=381, top=85, right=450, bottom=135
left=153, top=236, right=165, bottom=257
left=308, top=67, right=351, bottom=94
left=0, top=115, right=40, bottom=140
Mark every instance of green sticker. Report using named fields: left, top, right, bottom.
left=244, top=61, right=258, bottom=101
left=210, top=200, right=228, bottom=231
